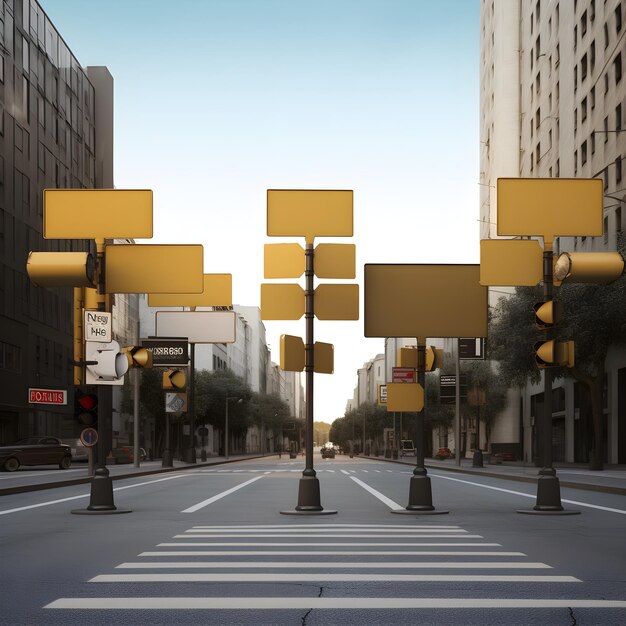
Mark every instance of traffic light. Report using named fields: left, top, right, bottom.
left=122, top=346, right=153, bottom=368
left=534, top=340, right=575, bottom=368
left=398, top=346, right=443, bottom=372
left=26, top=251, right=96, bottom=288
left=75, top=388, right=98, bottom=426
left=85, top=339, right=129, bottom=384
left=554, top=251, right=625, bottom=284
left=424, top=346, right=444, bottom=372
left=162, top=369, right=186, bottom=390
left=533, top=300, right=559, bottom=330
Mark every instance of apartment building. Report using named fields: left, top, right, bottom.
left=480, top=0, right=626, bottom=463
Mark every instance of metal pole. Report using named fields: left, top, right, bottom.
left=282, top=242, right=335, bottom=515
left=225, top=398, right=229, bottom=459
left=185, top=343, right=196, bottom=463
left=133, top=321, right=140, bottom=468
left=162, top=414, right=172, bottom=467
left=455, top=339, right=461, bottom=466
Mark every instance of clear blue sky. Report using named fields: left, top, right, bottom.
left=43, top=0, right=480, bottom=423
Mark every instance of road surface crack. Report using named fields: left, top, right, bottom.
left=301, top=586, right=325, bottom=625
left=568, top=607, right=577, bottom=626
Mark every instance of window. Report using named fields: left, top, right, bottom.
left=615, top=53, right=623, bottom=84
left=536, top=107, right=541, bottom=129
left=605, top=72, right=609, bottom=94
left=556, top=158, right=560, bottom=177
left=617, top=5, right=623, bottom=34
left=574, top=107, right=578, bottom=133
left=617, top=103, right=623, bottom=130
left=581, top=140, right=588, bottom=165
left=574, top=25, right=578, bottom=50
left=582, top=10, right=588, bottom=36
left=617, top=207, right=623, bottom=232
left=591, top=130, right=596, bottom=154
left=537, top=71, right=541, bottom=94
left=536, top=142, right=541, bottom=163
left=574, top=65, right=578, bottom=90
left=590, top=0, right=595, bottom=21
left=574, top=150, right=578, bottom=174
left=536, top=35, right=541, bottom=60
left=556, top=44, right=560, bottom=67
left=591, top=40, right=596, bottom=73
left=617, top=157, right=623, bottom=184
left=604, top=116, right=609, bottom=142
left=604, top=22, right=609, bottom=48
left=591, top=85, right=595, bottom=109
left=582, top=96, right=587, bottom=121
left=581, top=53, right=588, bottom=81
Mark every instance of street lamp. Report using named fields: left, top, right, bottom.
left=225, top=397, right=242, bottom=459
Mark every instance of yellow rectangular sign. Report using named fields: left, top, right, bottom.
left=398, top=347, right=417, bottom=368
left=314, top=244, right=356, bottom=279
left=148, top=274, right=232, bottom=307
left=260, top=284, right=305, bottom=320
left=280, top=334, right=305, bottom=372
left=314, top=342, right=334, bottom=374
left=43, top=189, right=153, bottom=239
left=364, top=264, right=487, bottom=338
left=105, top=244, right=204, bottom=294
left=315, top=284, right=359, bottom=320
left=267, top=190, right=353, bottom=242
left=386, top=382, right=424, bottom=412
left=480, top=239, right=543, bottom=286
left=264, top=244, right=305, bottom=279
left=497, top=178, right=603, bottom=242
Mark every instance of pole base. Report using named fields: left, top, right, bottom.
left=71, top=468, right=132, bottom=515
left=280, top=475, right=338, bottom=516
left=162, top=449, right=173, bottom=468
left=392, top=474, right=449, bottom=515
left=472, top=450, right=484, bottom=467
left=516, top=473, right=581, bottom=515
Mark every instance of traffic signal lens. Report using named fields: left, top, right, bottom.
left=78, top=395, right=97, bottom=411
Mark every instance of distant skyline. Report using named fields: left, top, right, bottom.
left=42, top=0, right=480, bottom=421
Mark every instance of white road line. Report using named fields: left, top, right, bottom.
left=185, top=527, right=464, bottom=533
left=44, top=598, right=626, bottom=610
left=172, top=534, right=482, bottom=539
left=159, top=542, right=499, bottom=547
left=362, top=469, right=369, bottom=472
left=374, top=470, right=382, bottom=473
left=190, top=524, right=461, bottom=529
left=89, top=573, right=579, bottom=583
left=348, top=476, right=403, bottom=509
left=0, top=474, right=189, bottom=516
left=117, top=561, right=549, bottom=570
left=140, top=550, right=524, bottom=557
left=431, top=473, right=626, bottom=515
left=181, top=476, right=263, bottom=513
left=340, top=469, right=351, bottom=475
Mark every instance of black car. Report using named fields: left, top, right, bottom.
left=321, top=445, right=336, bottom=459
left=0, top=436, right=72, bottom=472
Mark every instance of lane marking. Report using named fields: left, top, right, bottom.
left=340, top=470, right=351, bottom=475
left=181, top=476, right=263, bottom=513
left=116, top=561, right=550, bottom=570
left=0, top=474, right=189, bottom=516
left=172, top=534, right=483, bottom=539
left=430, top=473, right=626, bottom=515
left=45, top=597, right=626, bottom=610
left=184, top=527, right=465, bottom=533
left=140, top=550, right=524, bottom=557
left=88, top=573, right=580, bottom=583
left=159, top=542, right=500, bottom=547
left=348, top=476, right=403, bottom=509
left=189, top=523, right=461, bottom=529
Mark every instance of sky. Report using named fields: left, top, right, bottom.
left=42, top=0, right=480, bottom=424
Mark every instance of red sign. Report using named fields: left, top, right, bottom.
left=392, top=367, right=416, bottom=383
left=28, top=388, right=67, bottom=405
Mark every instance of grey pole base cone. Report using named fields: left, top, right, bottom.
left=71, top=469, right=131, bottom=515
left=280, top=475, right=338, bottom=516
left=391, top=474, right=449, bottom=515
left=517, top=474, right=581, bottom=515
left=162, top=449, right=174, bottom=468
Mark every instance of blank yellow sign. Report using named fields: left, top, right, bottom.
left=314, top=342, right=334, bottom=374
left=105, top=244, right=204, bottom=294
left=280, top=334, right=305, bottom=372
left=315, top=284, right=359, bottom=320
left=267, top=190, right=353, bottom=242
left=261, top=284, right=305, bottom=320
left=148, top=274, right=232, bottom=307
left=398, top=347, right=417, bottom=368
left=43, top=189, right=153, bottom=239
left=497, top=178, right=603, bottom=242
left=480, top=239, right=543, bottom=286
left=364, top=264, right=487, bottom=338
left=387, top=383, right=424, bottom=412
left=264, top=244, right=305, bottom=278
left=315, top=244, right=356, bottom=278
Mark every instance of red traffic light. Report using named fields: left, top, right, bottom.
left=77, top=394, right=97, bottom=411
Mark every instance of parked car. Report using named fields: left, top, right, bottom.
left=0, top=436, right=72, bottom=472
left=435, top=447, right=453, bottom=460
left=111, top=446, right=134, bottom=464
left=60, top=438, right=89, bottom=462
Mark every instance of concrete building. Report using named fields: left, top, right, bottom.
left=0, top=1, right=123, bottom=444
left=480, top=0, right=626, bottom=463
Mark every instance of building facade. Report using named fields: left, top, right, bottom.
left=480, top=0, right=626, bottom=463
left=0, top=0, right=117, bottom=444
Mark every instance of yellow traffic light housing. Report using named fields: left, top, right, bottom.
left=534, top=340, right=575, bottom=368
left=26, top=252, right=96, bottom=288
left=533, top=300, right=559, bottom=330
left=163, top=369, right=186, bottom=390
left=554, top=252, right=625, bottom=284
left=424, top=347, right=444, bottom=372
left=122, top=346, right=153, bottom=368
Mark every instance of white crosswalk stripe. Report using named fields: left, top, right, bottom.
left=45, top=521, right=613, bottom=616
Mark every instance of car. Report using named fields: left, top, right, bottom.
left=60, top=438, right=89, bottom=461
left=111, top=446, right=134, bottom=464
left=321, top=444, right=336, bottom=459
left=0, top=436, right=72, bottom=472
left=435, top=447, right=453, bottom=460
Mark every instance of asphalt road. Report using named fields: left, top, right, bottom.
left=1, top=455, right=625, bottom=625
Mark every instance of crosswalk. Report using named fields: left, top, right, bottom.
left=44, top=522, right=626, bottom=617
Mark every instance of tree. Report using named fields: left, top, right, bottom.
left=489, top=261, right=626, bottom=469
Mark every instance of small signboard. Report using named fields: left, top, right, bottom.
left=165, top=392, right=187, bottom=413
left=392, top=367, right=416, bottom=383
left=84, top=311, right=112, bottom=342
left=80, top=428, right=98, bottom=447
left=142, top=337, right=189, bottom=366
left=459, top=338, right=486, bottom=360
left=440, top=375, right=468, bottom=404
left=28, top=388, right=67, bottom=405
left=378, top=384, right=387, bottom=405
